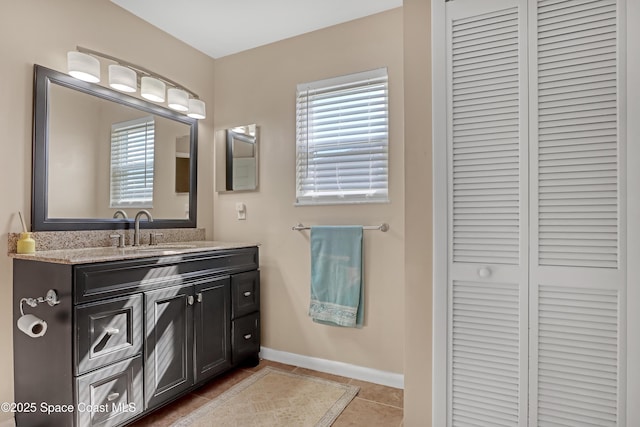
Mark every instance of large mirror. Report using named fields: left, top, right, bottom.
left=216, top=124, right=258, bottom=192
left=32, top=65, right=198, bottom=231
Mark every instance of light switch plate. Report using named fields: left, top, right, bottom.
left=236, top=202, right=246, bottom=220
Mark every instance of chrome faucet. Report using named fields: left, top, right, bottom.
left=113, top=209, right=128, bottom=219
left=133, top=210, right=153, bottom=246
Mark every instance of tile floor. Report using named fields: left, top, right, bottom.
left=130, top=359, right=404, bottom=426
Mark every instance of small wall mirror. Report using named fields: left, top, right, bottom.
left=216, top=124, right=258, bottom=192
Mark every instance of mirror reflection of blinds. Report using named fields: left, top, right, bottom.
left=110, top=116, right=155, bottom=208
left=295, top=68, right=389, bottom=205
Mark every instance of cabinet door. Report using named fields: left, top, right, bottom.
left=144, top=284, right=193, bottom=410
left=194, top=277, right=231, bottom=383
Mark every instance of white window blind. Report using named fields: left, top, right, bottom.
left=110, top=116, right=155, bottom=208
left=296, top=68, right=389, bottom=205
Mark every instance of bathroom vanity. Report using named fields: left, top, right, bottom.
left=15, top=65, right=261, bottom=426
left=12, top=243, right=260, bottom=427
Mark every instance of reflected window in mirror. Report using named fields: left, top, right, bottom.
left=110, top=116, right=155, bottom=208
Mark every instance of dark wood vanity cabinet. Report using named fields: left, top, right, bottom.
left=13, top=247, right=260, bottom=427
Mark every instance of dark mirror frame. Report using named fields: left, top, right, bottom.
left=32, top=64, right=198, bottom=231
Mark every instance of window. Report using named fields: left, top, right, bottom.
left=110, top=116, right=155, bottom=208
left=295, top=68, right=389, bottom=205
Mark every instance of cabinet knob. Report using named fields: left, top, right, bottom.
left=105, top=328, right=120, bottom=336
left=187, top=295, right=194, bottom=305
left=243, top=334, right=252, bottom=340
left=243, top=291, right=252, bottom=297
left=477, top=266, right=492, bottom=278
left=107, top=392, right=120, bottom=402
left=196, top=293, right=203, bottom=303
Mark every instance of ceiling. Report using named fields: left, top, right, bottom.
left=110, top=0, right=403, bottom=59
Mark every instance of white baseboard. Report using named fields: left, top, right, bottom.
left=0, top=417, right=15, bottom=427
left=259, top=347, right=404, bottom=389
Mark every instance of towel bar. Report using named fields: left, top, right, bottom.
left=292, top=223, right=389, bottom=232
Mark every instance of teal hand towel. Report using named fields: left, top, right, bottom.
left=309, top=226, right=364, bottom=328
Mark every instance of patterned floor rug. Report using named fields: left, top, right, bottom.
left=171, top=367, right=360, bottom=427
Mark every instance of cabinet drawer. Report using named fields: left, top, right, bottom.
left=232, top=312, right=260, bottom=363
left=76, top=294, right=143, bottom=375
left=231, top=270, right=260, bottom=319
left=75, top=248, right=259, bottom=303
left=76, top=355, right=143, bottom=427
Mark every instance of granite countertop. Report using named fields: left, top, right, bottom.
left=9, top=241, right=258, bottom=265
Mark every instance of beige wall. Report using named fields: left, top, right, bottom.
left=0, top=1, right=215, bottom=420
left=403, top=0, right=433, bottom=425
left=212, top=9, right=405, bottom=374
left=48, top=84, right=103, bottom=217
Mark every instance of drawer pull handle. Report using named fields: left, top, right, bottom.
left=105, top=328, right=120, bottom=336
left=107, top=392, right=120, bottom=402
left=243, top=291, right=252, bottom=297
left=243, top=334, right=252, bottom=340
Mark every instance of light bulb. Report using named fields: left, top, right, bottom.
left=168, top=88, right=189, bottom=112
left=141, top=76, right=166, bottom=102
left=187, top=99, right=206, bottom=119
left=109, top=65, right=136, bottom=92
left=67, top=51, right=100, bottom=83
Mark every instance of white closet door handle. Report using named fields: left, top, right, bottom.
left=477, top=267, right=492, bottom=278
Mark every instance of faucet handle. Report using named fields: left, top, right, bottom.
left=149, top=232, right=164, bottom=246
left=109, top=233, right=125, bottom=248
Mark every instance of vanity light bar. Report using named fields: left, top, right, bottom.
left=67, top=46, right=206, bottom=119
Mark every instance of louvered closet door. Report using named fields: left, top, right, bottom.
left=529, top=0, right=626, bottom=425
left=445, top=1, right=529, bottom=425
